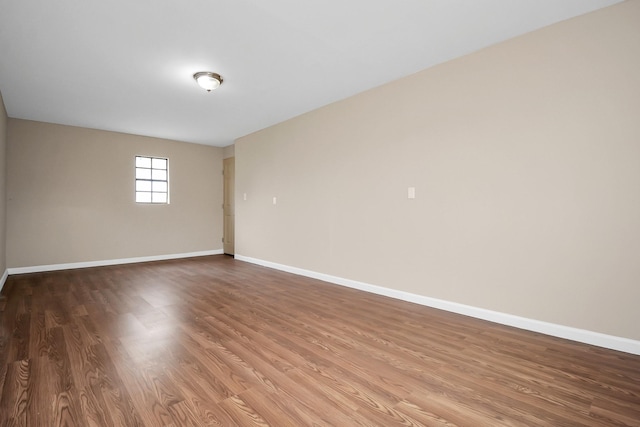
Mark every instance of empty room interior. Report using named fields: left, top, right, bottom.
left=1, top=0, right=639, bottom=425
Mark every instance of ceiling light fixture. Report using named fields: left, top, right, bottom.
left=193, top=71, right=223, bottom=92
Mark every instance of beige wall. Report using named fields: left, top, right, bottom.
left=236, top=2, right=640, bottom=341
left=0, top=92, right=7, bottom=277
left=7, top=120, right=223, bottom=268
left=223, top=144, right=235, bottom=159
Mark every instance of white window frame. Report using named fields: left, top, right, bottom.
left=135, top=155, right=169, bottom=204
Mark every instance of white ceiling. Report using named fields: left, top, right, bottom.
left=0, top=0, right=622, bottom=147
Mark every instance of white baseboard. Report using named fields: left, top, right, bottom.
left=0, top=269, right=8, bottom=293
left=235, top=254, right=640, bottom=356
left=7, top=250, right=224, bottom=275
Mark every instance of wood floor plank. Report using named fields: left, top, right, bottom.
left=0, top=359, right=29, bottom=426
left=87, top=342, right=144, bottom=426
left=284, top=367, right=388, bottom=426
left=160, top=360, right=233, bottom=425
left=239, top=385, right=325, bottom=427
left=164, top=338, right=238, bottom=403
left=217, top=395, right=271, bottom=427
left=52, top=390, right=82, bottom=427
left=1, top=255, right=639, bottom=426
left=26, top=356, right=56, bottom=426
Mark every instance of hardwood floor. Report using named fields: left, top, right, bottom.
left=0, top=255, right=639, bottom=426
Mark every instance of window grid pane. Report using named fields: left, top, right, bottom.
left=136, top=168, right=151, bottom=179
left=151, top=169, right=167, bottom=180
left=136, top=180, right=152, bottom=192
left=152, top=158, right=167, bottom=169
left=152, top=181, right=167, bottom=192
left=135, top=156, right=169, bottom=204
left=136, top=192, right=152, bottom=203
left=136, top=157, right=151, bottom=168
left=152, top=192, right=167, bottom=203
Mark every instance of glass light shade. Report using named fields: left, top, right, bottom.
left=194, top=72, right=223, bottom=92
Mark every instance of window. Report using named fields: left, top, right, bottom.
left=135, top=156, right=169, bottom=203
